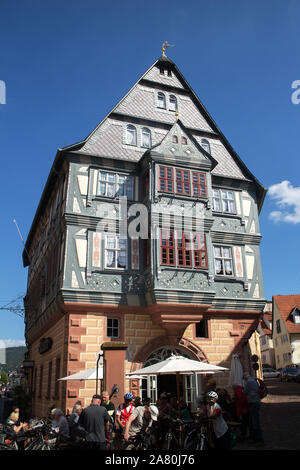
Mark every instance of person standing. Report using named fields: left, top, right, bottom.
left=242, top=372, right=264, bottom=446
left=116, top=393, right=135, bottom=430
left=198, top=391, right=230, bottom=450
left=101, top=391, right=115, bottom=423
left=78, top=394, right=110, bottom=450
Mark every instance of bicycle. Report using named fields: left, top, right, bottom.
left=183, top=417, right=209, bottom=450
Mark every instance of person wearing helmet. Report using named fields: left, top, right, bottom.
left=116, top=393, right=135, bottom=430
left=198, top=391, right=230, bottom=450
left=124, top=397, right=159, bottom=445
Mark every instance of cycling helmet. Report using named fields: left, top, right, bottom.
left=124, top=393, right=134, bottom=400
left=206, top=391, right=218, bottom=400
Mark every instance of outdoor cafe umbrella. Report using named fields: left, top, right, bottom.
left=228, top=354, right=244, bottom=387
left=59, top=367, right=103, bottom=381
left=128, top=355, right=228, bottom=415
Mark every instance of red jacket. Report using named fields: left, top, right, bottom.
left=233, top=386, right=249, bottom=418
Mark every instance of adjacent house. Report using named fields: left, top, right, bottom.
left=22, top=53, right=266, bottom=416
left=258, top=301, right=275, bottom=368
left=272, top=295, right=300, bottom=369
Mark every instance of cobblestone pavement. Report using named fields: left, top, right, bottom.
left=235, top=378, right=300, bottom=450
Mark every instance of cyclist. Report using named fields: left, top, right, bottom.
left=124, top=398, right=159, bottom=444
left=198, top=391, right=230, bottom=450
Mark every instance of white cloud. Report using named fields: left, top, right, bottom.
left=0, top=339, right=26, bottom=348
left=268, top=180, right=300, bottom=224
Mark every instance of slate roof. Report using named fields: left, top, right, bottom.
left=273, top=295, right=300, bottom=334
left=68, top=55, right=266, bottom=196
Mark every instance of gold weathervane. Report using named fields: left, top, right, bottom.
left=162, top=41, right=175, bottom=57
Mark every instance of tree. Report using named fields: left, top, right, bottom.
left=0, top=370, right=9, bottom=386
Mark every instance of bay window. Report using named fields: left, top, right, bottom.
left=161, top=230, right=208, bottom=269
left=159, top=165, right=207, bottom=198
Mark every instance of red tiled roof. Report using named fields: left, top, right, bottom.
left=273, top=295, right=300, bottom=334
left=260, top=319, right=272, bottom=335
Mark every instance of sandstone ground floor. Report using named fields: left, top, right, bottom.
left=25, top=307, right=261, bottom=416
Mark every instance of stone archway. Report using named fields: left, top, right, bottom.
left=130, top=335, right=208, bottom=373
left=129, top=335, right=208, bottom=402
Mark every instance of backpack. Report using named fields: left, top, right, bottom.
left=256, top=378, right=268, bottom=398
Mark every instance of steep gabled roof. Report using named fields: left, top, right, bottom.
left=273, top=295, right=300, bottom=334
left=64, top=55, right=266, bottom=209
left=149, top=118, right=218, bottom=169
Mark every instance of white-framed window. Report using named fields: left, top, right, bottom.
left=201, top=138, right=211, bottom=154
left=107, top=318, right=120, bottom=338
left=157, top=92, right=166, bottom=109
left=214, top=246, right=234, bottom=276
left=126, top=124, right=137, bottom=145
left=212, top=189, right=236, bottom=213
left=105, top=235, right=128, bottom=270
left=98, top=171, right=134, bottom=199
left=141, top=127, right=151, bottom=148
left=169, top=95, right=177, bottom=111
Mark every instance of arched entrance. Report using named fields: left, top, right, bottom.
left=138, top=345, right=202, bottom=410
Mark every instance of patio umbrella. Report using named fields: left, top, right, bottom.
left=128, top=355, right=228, bottom=416
left=228, top=354, right=243, bottom=387
left=128, top=355, right=228, bottom=376
left=59, top=367, right=103, bottom=381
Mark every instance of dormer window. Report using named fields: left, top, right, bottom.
left=201, top=138, right=211, bottom=154
left=159, top=67, right=164, bottom=75
left=157, top=92, right=166, bottom=109
left=141, top=127, right=151, bottom=148
left=172, top=135, right=178, bottom=143
left=181, top=137, right=187, bottom=145
left=169, top=95, right=177, bottom=111
left=126, top=125, right=137, bottom=145
left=292, top=308, right=300, bottom=324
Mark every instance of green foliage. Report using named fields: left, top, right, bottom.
left=0, top=370, right=8, bottom=386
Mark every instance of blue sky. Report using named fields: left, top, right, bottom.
left=0, top=0, right=300, bottom=342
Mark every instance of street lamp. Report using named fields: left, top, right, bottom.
left=96, top=351, right=104, bottom=395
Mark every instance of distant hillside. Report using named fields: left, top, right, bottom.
left=0, top=346, right=27, bottom=373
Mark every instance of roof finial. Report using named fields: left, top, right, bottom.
left=162, top=41, right=175, bottom=57
left=175, top=109, right=179, bottom=121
